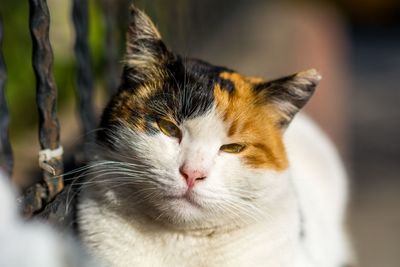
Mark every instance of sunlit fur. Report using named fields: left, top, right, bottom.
left=78, top=5, right=353, bottom=267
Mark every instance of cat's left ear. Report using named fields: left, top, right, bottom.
left=124, top=5, right=170, bottom=82
left=254, top=69, right=321, bottom=129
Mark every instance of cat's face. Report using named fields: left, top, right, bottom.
left=94, top=6, right=320, bottom=229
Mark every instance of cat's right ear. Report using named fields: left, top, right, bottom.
left=124, top=5, right=169, bottom=82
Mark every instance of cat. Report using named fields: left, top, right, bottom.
left=77, top=5, right=353, bottom=267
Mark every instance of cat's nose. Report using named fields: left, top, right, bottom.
left=179, top=165, right=207, bottom=188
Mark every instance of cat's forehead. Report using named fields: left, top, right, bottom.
left=109, top=58, right=265, bottom=125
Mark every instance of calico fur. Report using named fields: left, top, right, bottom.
left=78, top=5, right=353, bottom=267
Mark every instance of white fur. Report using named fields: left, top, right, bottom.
left=286, top=114, right=353, bottom=267
left=78, top=111, right=352, bottom=267
left=0, top=171, right=97, bottom=267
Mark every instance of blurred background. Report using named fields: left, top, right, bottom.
left=0, top=0, right=399, bottom=266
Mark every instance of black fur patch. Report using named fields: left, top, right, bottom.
left=97, top=55, right=237, bottom=147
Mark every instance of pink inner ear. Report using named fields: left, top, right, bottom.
left=179, top=164, right=208, bottom=188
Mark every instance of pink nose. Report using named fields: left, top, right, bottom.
left=179, top=165, right=207, bottom=188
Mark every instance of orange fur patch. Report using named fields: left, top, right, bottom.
left=215, top=72, right=288, bottom=170
left=107, top=84, right=161, bottom=131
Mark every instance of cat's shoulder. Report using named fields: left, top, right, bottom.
left=285, top=113, right=346, bottom=178
left=285, top=114, right=352, bottom=267
left=284, top=112, right=348, bottom=207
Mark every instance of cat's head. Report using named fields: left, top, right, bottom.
left=94, top=6, right=321, bottom=229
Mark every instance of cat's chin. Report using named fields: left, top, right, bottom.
left=150, top=200, right=246, bottom=233
left=145, top=195, right=241, bottom=231
left=141, top=196, right=221, bottom=230
left=158, top=196, right=206, bottom=223
left=165, top=194, right=203, bottom=209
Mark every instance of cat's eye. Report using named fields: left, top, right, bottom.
left=220, top=143, right=246, bottom=153
left=157, top=119, right=182, bottom=140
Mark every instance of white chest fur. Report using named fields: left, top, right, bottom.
left=78, top=195, right=299, bottom=267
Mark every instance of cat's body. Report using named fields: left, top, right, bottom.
left=78, top=114, right=350, bottom=267
left=77, top=6, right=353, bottom=267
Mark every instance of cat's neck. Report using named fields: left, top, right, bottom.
left=80, top=186, right=257, bottom=235
left=78, top=179, right=300, bottom=267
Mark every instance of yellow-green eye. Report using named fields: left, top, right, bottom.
left=157, top=119, right=182, bottom=140
left=220, top=143, right=246, bottom=153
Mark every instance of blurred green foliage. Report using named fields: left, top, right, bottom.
left=0, top=1, right=106, bottom=141
left=1, top=1, right=35, bottom=138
